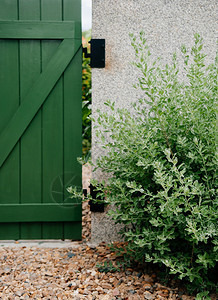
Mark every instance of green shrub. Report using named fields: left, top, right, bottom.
left=70, top=33, right=217, bottom=294
left=82, top=32, right=91, bottom=159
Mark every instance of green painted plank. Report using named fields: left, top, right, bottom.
left=18, top=0, right=40, bottom=19
left=0, top=0, right=17, bottom=21
left=0, top=0, right=20, bottom=240
left=63, top=0, right=82, bottom=239
left=41, top=0, right=62, bottom=20
left=41, top=224, right=64, bottom=239
left=64, top=0, right=81, bottom=23
left=41, top=0, right=64, bottom=239
left=0, top=38, right=81, bottom=168
left=0, top=41, right=20, bottom=202
left=0, top=40, right=20, bottom=134
left=19, top=0, right=42, bottom=240
left=0, top=224, right=19, bottom=240
left=63, top=50, right=83, bottom=240
left=0, top=203, right=82, bottom=222
left=64, top=222, right=82, bottom=240
left=19, top=223, right=42, bottom=239
left=0, top=21, right=80, bottom=39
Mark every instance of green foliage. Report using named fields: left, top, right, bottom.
left=82, top=31, right=91, bottom=159
left=96, top=260, right=121, bottom=273
left=195, top=291, right=211, bottom=300
left=70, top=33, right=217, bottom=294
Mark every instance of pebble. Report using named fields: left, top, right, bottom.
left=103, top=283, right=113, bottom=289
left=100, top=296, right=110, bottom=300
left=112, top=288, right=120, bottom=296
left=143, top=274, right=153, bottom=283
left=144, top=291, right=155, bottom=299
left=67, top=252, right=76, bottom=258
left=144, top=283, right=152, bottom=290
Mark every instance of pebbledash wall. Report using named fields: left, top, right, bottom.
left=91, top=0, right=217, bottom=244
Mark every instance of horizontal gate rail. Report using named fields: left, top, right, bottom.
left=0, top=21, right=81, bottom=39
left=0, top=203, right=82, bottom=222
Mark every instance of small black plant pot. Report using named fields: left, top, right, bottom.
left=89, top=199, right=105, bottom=212
left=88, top=184, right=105, bottom=212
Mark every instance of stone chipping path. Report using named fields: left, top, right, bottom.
left=0, top=165, right=216, bottom=299
left=0, top=242, right=196, bottom=300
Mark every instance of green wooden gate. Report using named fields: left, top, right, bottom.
left=0, top=0, right=82, bottom=240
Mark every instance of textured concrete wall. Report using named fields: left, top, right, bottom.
left=91, top=0, right=217, bottom=244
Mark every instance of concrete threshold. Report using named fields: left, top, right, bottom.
left=0, top=240, right=83, bottom=248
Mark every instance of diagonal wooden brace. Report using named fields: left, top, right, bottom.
left=0, top=38, right=81, bottom=168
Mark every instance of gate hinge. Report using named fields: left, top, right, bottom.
left=83, top=39, right=105, bottom=68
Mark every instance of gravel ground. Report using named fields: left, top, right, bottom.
left=0, top=165, right=216, bottom=299
left=0, top=243, right=198, bottom=300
